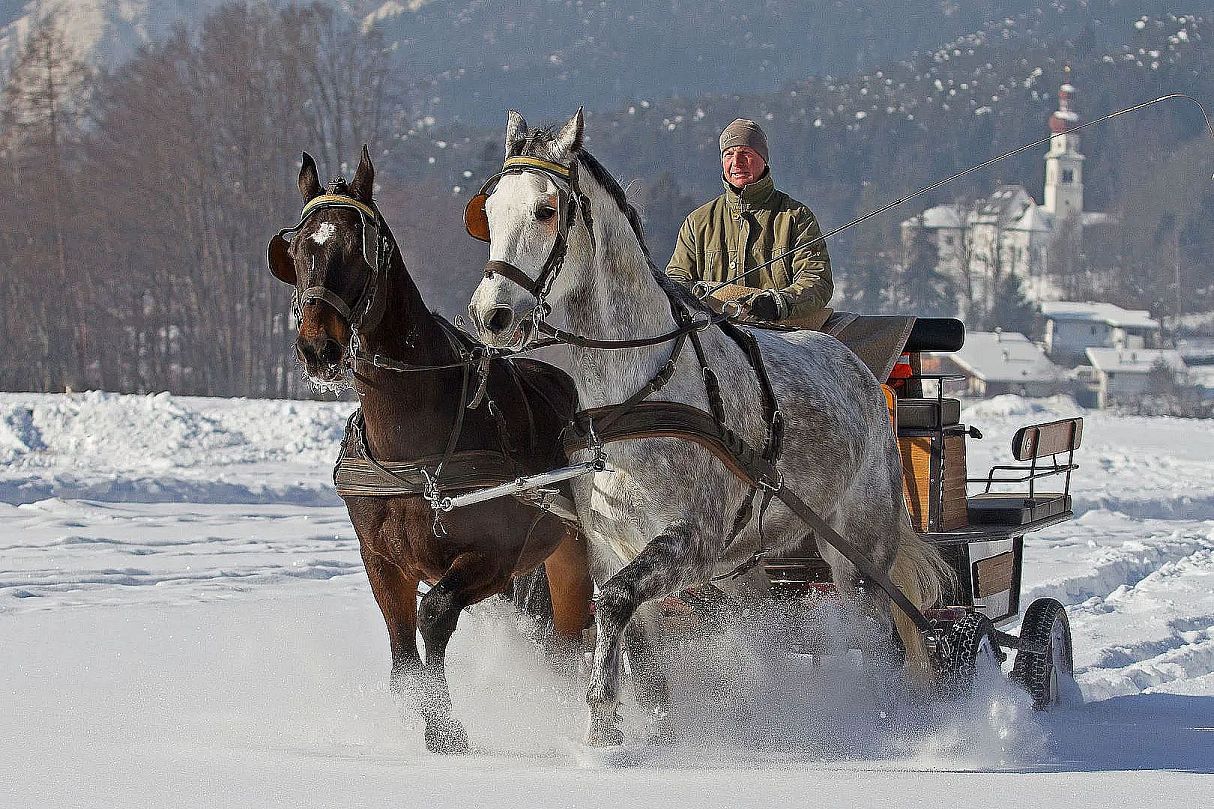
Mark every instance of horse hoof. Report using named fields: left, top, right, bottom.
left=585, top=725, right=625, bottom=748
left=425, top=720, right=470, bottom=755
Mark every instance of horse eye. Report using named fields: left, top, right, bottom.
left=535, top=205, right=557, bottom=222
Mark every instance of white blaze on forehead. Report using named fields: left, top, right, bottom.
left=311, top=223, right=337, bottom=245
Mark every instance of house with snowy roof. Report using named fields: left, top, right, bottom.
left=902, top=73, right=1115, bottom=322
left=1041, top=301, right=1162, bottom=366
left=1084, top=347, right=1187, bottom=408
left=930, top=329, right=1066, bottom=398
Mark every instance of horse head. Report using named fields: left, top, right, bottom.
left=468, top=109, right=591, bottom=348
left=268, top=146, right=385, bottom=385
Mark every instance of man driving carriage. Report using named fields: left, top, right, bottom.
left=665, top=118, right=834, bottom=327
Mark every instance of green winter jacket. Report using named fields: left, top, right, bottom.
left=665, top=170, right=833, bottom=322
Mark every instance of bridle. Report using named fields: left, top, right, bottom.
left=269, top=191, right=391, bottom=342
left=466, top=156, right=726, bottom=353
left=269, top=190, right=474, bottom=377
left=466, top=156, right=597, bottom=337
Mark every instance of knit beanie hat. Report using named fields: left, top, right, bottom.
left=719, top=118, right=769, bottom=163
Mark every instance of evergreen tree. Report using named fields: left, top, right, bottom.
left=896, top=221, right=954, bottom=317
left=631, top=171, right=696, bottom=266
left=841, top=182, right=898, bottom=314
left=987, top=272, right=1040, bottom=336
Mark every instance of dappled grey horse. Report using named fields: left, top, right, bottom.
left=467, top=110, right=952, bottom=747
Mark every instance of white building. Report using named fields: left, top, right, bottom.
left=902, top=73, right=1115, bottom=321
left=1042, top=301, right=1162, bottom=366
left=1085, top=347, right=1187, bottom=408
left=933, top=330, right=1066, bottom=398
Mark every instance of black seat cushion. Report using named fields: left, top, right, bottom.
left=967, top=493, right=1071, bottom=525
left=905, top=317, right=965, bottom=353
left=897, top=397, right=961, bottom=429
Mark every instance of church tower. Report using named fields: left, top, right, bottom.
left=1043, top=70, right=1084, bottom=219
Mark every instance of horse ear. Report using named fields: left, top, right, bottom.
left=552, top=108, right=584, bottom=157
left=505, top=109, right=528, bottom=157
left=298, top=152, right=321, bottom=201
left=350, top=144, right=374, bottom=202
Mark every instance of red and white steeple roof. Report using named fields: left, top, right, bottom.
left=1049, top=67, right=1080, bottom=135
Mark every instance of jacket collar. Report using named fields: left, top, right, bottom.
left=723, top=168, right=775, bottom=209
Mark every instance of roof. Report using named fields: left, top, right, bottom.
left=944, top=331, right=1064, bottom=383
left=1040, top=301, right=1160, bottom=331
left=1009, top=203, right=1054, bottom=233
left=905, top=204, right=963, bottom=230
left=1081, top=211, right=1117, bottom=227
left=974, top=185, right=1033, bottom=225
left=1177, top=338, right=1214, bottom=363
left=1086, top=347, right=1187, bottom=374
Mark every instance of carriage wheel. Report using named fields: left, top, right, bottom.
left=1010, top=598, right=1077, bottom=710
left=937, top=612, right=1003, bottom=697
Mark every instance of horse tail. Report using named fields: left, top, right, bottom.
left=890, top=517, right=956, bottom=681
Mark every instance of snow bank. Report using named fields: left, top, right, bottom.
left=0, top=391, right=354, bottom=505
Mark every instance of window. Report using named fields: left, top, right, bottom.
left=1061, top=168, right=1074, bottom=184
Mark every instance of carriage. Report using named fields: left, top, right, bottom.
left=754, top=317, right=1081, bottom=709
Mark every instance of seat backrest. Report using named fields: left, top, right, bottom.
left=1011, top=417, right=1084, bottom=461
left=904, top=317, right=965, bottom=353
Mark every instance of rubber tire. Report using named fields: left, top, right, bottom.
left=1011, top=598, right=1075, bottom=710
left=938, top=612, right=1002, bottom=698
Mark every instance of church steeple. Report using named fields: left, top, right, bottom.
left=1044, top=67, right=1085, bottom=218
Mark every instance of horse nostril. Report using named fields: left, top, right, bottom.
left=319, top=338, right=343, bottom=365
left=297, top=337, right=342, bottom=368
left=485, top=306, right=514, bottom=335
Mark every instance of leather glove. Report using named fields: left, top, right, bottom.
left=746, top=290, right=788, bottom=322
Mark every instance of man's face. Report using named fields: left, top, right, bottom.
left=721, top=146, right=767, bottom=188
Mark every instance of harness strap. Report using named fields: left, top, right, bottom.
left=595, top=332, right=688, bottom=435
left=769, top=484, right=934, bottom=633
left=533, top=310, right=724, bottom=351
left=688, top=327, right=726, bottom=427
left=484, top=259, right=547, bottom=299
left=299, top=286, right=355, bottom=322
left=335, top=411, right=523, bottom=497
left=587, top=299, right=696, bottom=436
left=563, top=400, right=935, bottom=633
left=433, top=357, right=476, bottom=483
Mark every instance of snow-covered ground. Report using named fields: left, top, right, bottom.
left=2, top=391, right=1213, bottom=807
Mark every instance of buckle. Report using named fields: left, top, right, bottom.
left=758, top=468, right=783, bottom=493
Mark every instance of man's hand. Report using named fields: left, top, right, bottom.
left=745, top=290, right=788, bottom=322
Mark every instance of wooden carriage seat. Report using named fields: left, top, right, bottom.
left=968, top=417, right=1083, bottom=526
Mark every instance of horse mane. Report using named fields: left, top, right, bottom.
left=510, top=124, right=708, bottom=314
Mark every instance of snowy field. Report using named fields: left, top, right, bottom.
left=2, top=391, right=1213, bottom=807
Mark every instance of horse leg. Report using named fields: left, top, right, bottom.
left=545, top=529, right=593, bottom=640
left=820, top=508, right=907, bottom=701
left=624, top=603, right=675, bottom=744
left=587, top=527, right=700, bottom=747
left=416, top=551, right=498, bottom=754
left=359, top=547, right=423, bottom=697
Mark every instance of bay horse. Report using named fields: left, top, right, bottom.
left=268, top=146, right=592, bottom=753
left=466, top=111, right=953, bottom=746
